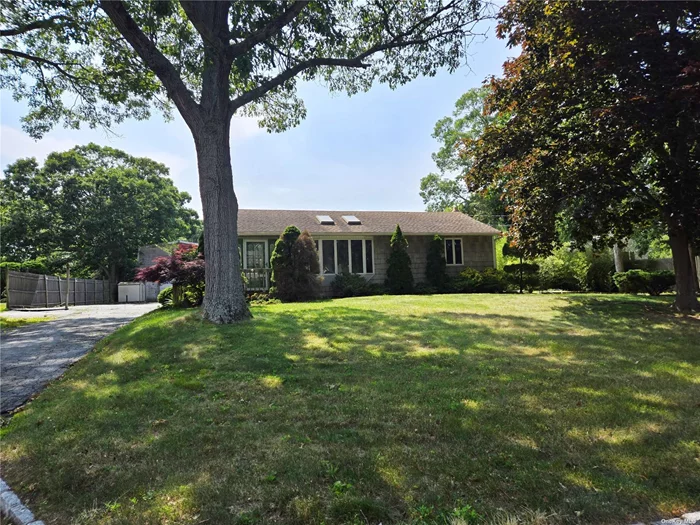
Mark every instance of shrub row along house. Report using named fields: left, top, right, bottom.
left=235, top=209, right=500, bottom=294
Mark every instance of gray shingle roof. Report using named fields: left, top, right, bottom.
left=238, top=209, right=501, bottom=236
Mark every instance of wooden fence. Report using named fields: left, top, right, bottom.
left=5, top=270, right=112, bottom=309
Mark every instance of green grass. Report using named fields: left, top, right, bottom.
left=1, top=294, right=698, bottom=525
left=0, top=312, right=54, bottom=331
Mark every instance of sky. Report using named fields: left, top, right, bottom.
left=0, top=23, right=516, bottom=218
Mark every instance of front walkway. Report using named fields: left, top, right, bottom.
left=1, top=303, right=158, bottom=414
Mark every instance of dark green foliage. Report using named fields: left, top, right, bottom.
left=270, top=227, right=320, bottom=302
left=386, top=225, right=413, bottom=294
left=246, top=293, right=280, bottom=306
left=478, top=268, right=509, bottom=293
left=648, top=271, right=676, bottom=296
left=586, top=251, right=616, bottom=292
left=157, top=287, right=173, bottom=308
left=414, top=283, right=439, bottom=295
left=503, top=263, right=540, bottom=292
left=453, top=267, right=508, bottom=293
left=614, top=270, right=676, bottom=296
left=331, top=272, right=371, bottom=298
left=0, top=144, right=200, bottom=281
left=426, top=235, right=449, bottom=291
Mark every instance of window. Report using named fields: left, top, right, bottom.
left=365, top=240, right=373, bottom=273
left=351, top=240, right=363, bottom=273
left=337, top=240, right=349, bottom=273
left=316, top=215, right=334, bottom=225
left=445, top=238, right=463, bottom=265
left=317, top=238, right=374, bottom=274
left=322, top=240, right=335, bottom=274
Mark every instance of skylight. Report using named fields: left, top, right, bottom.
left=316, top=215, right=335, bottom=225
left=342, top=215, right=361, bottom=225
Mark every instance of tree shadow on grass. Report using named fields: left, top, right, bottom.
left=1, top=296, right=698, bottom=524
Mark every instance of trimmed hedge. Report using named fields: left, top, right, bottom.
left=503, top=263, right=540, bottom=292
left=613, top=270, right=675, bottom=296
left=453, top=267, right=508, bottom=293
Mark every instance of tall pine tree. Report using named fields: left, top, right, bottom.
left=386, top=225, right=413, bottom=294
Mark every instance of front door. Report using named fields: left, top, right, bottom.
left=244, top=240, right=268, bottom=290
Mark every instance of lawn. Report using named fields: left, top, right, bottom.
left=0, top=294, right=698, bottom=525
left=0, top=307, right=54, bottom=331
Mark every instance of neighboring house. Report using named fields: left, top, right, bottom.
left=137, top=241, right=198, bottom=268
left=237, top=209, right=500, bottom=292
left=137, top=241, right=197, bottom=301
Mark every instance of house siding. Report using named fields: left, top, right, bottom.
left=239, top=233, right=496, bottom=294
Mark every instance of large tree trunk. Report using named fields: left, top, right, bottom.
left=194, top=120, right=250, bottom=323
left=667, top=222, right=700, bottom=312
left=613, top=243, right=624, bottom=273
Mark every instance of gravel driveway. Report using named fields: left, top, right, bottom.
left=1, top=303, right=158, bottom=414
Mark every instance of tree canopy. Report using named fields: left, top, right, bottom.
left=1, top=0, right=493, bottom=323
left=0, top=144, right=200, bottom=281
left=419, top=87, right=508, bottom=229
left=467, top=0, right=700, bottom=311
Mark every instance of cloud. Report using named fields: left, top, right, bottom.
left=0, top=125, right=81, bottom=166
left=230, top=116, right=264, bottom=141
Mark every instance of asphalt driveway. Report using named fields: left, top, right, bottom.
left=1, top=303, right=158, bottom=414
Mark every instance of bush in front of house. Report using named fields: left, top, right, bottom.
left=503, top=263, right=540, bottom=292
left=614, top=269, right=675, bottom=296
left=270, top=226, right=320, bottom=302
left=386, top=224, right=413, bottom=294
left=452, top=267, right=508, bottom=293
left=426, top=234, right=449, bottom=291
left=331, top=271, right=369, bottom=298
left=247, top=292, right=280, bottom=305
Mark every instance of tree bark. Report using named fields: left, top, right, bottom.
left=689, top=244, right=699, bottom=294
left=667, top=222, right=700, bottom=312
left=194, top=120, right=250, bottom=323
left=613, top=243, right=624, bottom=273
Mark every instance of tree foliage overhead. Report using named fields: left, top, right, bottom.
left=0, top=143, right=200, bottom=280
left=0, top=0, right=495, bottom=323
left=1, top=0, right=491, bottom=138
left=467, top=0, right=700, bottom=310
left=419, top=87, right=508, bottom=229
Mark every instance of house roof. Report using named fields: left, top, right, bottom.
left=238, top=209, right=501, bottom=236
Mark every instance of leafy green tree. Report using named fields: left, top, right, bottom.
left=0, top=0, right=490, bottom=323
left=0, top=144, right=200, bottom=283
left=386, top=224, right=413, bottom=294
left=270, top=226, right=320, bottom=302
left=419, top=87, right=508, bottom=229
left=426, top=234, right=448, bottom=291
left=468, top=1, right=700, bottom=311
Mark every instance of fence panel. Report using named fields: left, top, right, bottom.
left=6, top=270, right=114, bottom=309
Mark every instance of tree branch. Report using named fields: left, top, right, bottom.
left=0, top=15, right=66, bottom=37
left=0, top=48, right=80, bottom=81
left=227, top=1, right=309, bottom=60
left=99, top=0, right=202, bottom=129
left=230, top=56, right=367, bottom=114
left=230, top=26, right=464, bottom=115
left=179, top=1, right=228, bottom=54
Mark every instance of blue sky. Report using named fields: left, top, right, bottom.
left=0, top=24, right=515, bottom=217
